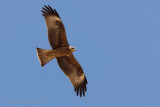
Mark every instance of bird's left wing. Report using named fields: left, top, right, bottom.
left=56, top=54, right=88, bottom=97
left=41, top=5, right=69, bottom=49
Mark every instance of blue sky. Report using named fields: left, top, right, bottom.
left=0, top=0, right=160, bottom=107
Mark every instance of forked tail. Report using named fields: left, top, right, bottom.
left=36, top=48, right=55, bottom=67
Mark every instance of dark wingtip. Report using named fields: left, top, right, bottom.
left=41, top=5, right=61, bottom=19
left=74, top=77, right=88, bottom=97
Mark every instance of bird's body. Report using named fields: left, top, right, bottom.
left=44, top=47, right=74, bottom=57
left=51, top=47, right=73, bottom=57
left=36, top=5, right=88, bottom=97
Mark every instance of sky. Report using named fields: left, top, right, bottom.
left=0, top=0, right=160, bottom=107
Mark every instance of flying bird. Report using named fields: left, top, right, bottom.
left=36, top=5, right=88, bottom=97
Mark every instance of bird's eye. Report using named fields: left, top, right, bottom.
left=72, top=48, right=75, bottom=49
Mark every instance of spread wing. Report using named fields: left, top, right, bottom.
left=41, top=5, right=69, bottom=49
left=56, top=54, right=88, bottom=97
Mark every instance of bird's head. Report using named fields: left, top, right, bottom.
left=69, top=46, right=76, bottom=52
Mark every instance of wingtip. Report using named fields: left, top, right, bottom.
left=75, top=87, right=87, bottom=97
left=74, top=77, right=88, bottom=97
left=41, top=5, right=60, bottom=19
left=44, top=5, right=47, bottom=8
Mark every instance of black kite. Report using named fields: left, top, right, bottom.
left=36, top=5, right=88, bottom=97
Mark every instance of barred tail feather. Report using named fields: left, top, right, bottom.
left=36, top=48, right=55, bottom=67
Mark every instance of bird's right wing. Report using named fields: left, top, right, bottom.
left=56, top=54, right=88, bottom=97
left=41, top=5, right=69, bottom=49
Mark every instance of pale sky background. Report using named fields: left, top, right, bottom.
left=0, top=0, right=160, bottom=107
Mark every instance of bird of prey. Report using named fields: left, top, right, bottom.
left=36, top=5, right=88, bottom=97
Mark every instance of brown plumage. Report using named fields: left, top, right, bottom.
left=36, top=5, right=88, bottom=97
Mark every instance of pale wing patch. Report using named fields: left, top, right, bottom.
left=45, top=16, right=61, bottom=29
left=67, top=69, right=85, bottom=87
